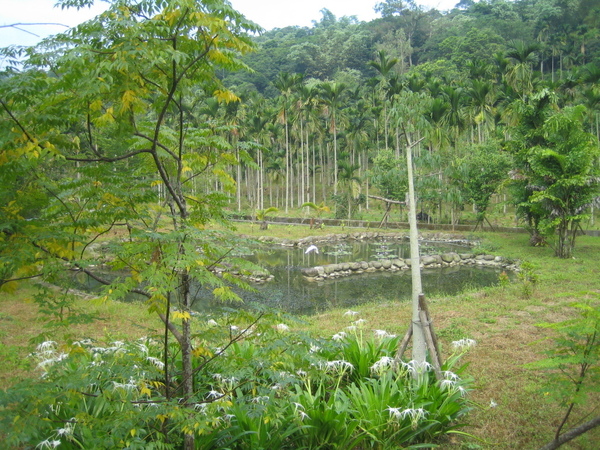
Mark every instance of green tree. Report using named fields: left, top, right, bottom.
left=369, top=50, right=398, bottom=151
left=370, top=149, right=408, bottom=202
left=528, top=299, right=600, bottom=449
left=468, top=78, right=497, bottom=143
left=336, top=159, right=362, bottom=220
left=0, top=1, right=258, bottom=448
left=255, top=206, right=278, bottom=230
left=505, top=40, right=541, bottom=99
left=509, top=92, right=600, bottom=257
left=301, top=201, right=330, bottom=228
left=319, top=81, right=347, bottom=195
left=273, top=72, right=304, bottom=213
left=453, top=142, right=512, bottom=230
left=527, top=106, right=599, bottom=258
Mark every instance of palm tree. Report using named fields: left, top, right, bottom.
left=369, top=50, right=398, bottom=151
left=319, top=81, right=347, bottom=195
left=442, top=86, right=466, bottom=148
left=273, top=72, right=304, bottom=213
left=424, top=97, right=450, bottom=151
left=582, top=88, right=600, bottom=140
left=256, top=207, right=279, bottom=231
left=244, top=107, right=271, bottom=210
left=505, top=40, right=541, bottom=99
left=337, top=159, right=361, bottom=220
left=406, top=74, right=425, bottom=93
left=468, top=79, right=496, bottom=143
left=465, top=59, right=493, bottom=81
left=294, top=83, right=321, bottom=207
left=301, top=201, right=331, bottom=228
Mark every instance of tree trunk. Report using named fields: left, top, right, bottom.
left=405, top=135, right=427, bottom=363
left=556, top=220, right=575, bottom=258
left=285, top=111, right=290, bottom=213
left=333, top=120, right=338, bottom=195
left=236, top=148, right=241, bottom=211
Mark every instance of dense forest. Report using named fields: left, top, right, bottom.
left=208, top=0, right=600, bottom=258
left=2, top=0, right=600, bottom=259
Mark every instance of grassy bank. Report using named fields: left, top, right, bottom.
left=295, top=228, right=600, bottom=449
left=1, top=224, right=598, bottom=448
left=0, top=288, right=162, bottom=387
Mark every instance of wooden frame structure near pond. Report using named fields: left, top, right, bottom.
left=395, top=293, right=443, bottom=379
left=368, top=195, right=406, bottom=228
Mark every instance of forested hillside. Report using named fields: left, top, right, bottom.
left=214, top=0, right=600, bottom=258
left=227, top=0, right=599, bottom=94
left=1, top=0, right=599, bottom=262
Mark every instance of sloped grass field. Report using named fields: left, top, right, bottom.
left=297, top=229, right=600, bottom=449
left=1, top=225, right=598, bottom=448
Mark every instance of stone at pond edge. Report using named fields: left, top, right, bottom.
left=301, top=267, right=319, bottom=277
left=441, top=252, right=459, bottom=263
left=300, top=253, right=518, bottom=281
left=422, top=256, right=437, bottom=266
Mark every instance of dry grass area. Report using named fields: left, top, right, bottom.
left=0, top=286, right=162, bottom=386
left=1, top=226, right=599, bottom=449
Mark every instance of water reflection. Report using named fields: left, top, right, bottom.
left=199, top=240, right=504, bottom=316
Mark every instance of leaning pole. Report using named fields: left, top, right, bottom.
left=406, top=136, right=427, bottom=363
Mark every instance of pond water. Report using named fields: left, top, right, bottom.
left=197, top=239, right=505, bottom=316
left=71, top=239, right=505, bottom=316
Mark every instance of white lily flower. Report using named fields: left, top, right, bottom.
left=276, top=323, right=290, bottom=332
left=451, top=338, right=477, bottom=350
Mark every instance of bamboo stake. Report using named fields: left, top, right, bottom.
left=419, top=308, right=442, bottom=379
left=418, top=294, right=441, bottom=358
left=396, top=324, right=413, bottom=361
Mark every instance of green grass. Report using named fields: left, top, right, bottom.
left=0, top=286, right=163, bottom=386
left=1, top=226, right=599, bottom=449
left=294, top=229, right=600, bottom=449
left=232, top=200, right=600, bottom=232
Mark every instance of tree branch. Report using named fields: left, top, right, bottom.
left=0, top=98, right=36, bottom=143
left=368, top=195, right=406, bottom=205
left=0, top=273, right=43, bottom=287
left=0, top=23, right=69, bottom=38
left=64, top=148, right=152, bottom=162
left=134, top=132, right=178, bottom=160
left=539, top=415, right=600, bottom=450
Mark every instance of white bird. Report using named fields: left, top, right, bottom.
left=305, top=245, right=319, bottom=254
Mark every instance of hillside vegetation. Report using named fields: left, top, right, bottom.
left=1, top=0, right=599, bottom=448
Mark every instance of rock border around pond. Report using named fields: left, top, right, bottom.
left=300, top=252, right=518, bottom=282
left=253, top=231, right=477, bottom=248
left=243, top=232, right=519, bottom=283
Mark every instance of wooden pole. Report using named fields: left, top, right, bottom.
left=396, top=324, right=413, bottom=361
left=396, top=294, right=444, bottom=380
left=419, top=308, right=442, bottom=379
left=418, top=294, right=441, bottom=358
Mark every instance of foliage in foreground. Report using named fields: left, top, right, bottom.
left=527, top=298, right=600, bottom=449
left=0, top=310, right=473, bottom=449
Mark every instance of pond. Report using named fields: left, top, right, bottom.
left=197, top=239, right=505, bottom=316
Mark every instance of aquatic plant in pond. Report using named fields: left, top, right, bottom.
left=323, top=242, right=353, bottom=257
left=371, top=242, right=398, bottom=260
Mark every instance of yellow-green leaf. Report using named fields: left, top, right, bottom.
left=172, top=311, right=191, bottom=321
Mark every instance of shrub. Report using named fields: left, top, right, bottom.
left=0, top=311, right=474, bottom=449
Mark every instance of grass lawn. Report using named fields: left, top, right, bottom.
left=1, top=223, right=598, bottom=449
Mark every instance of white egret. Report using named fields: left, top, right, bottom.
left=305, top=245, right=319, bottom=254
